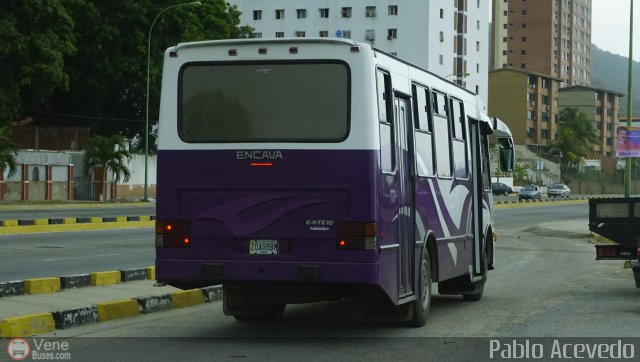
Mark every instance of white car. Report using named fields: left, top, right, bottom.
left=547, top=184, right=570, bottom=198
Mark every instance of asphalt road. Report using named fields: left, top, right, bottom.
left=24, top=202, right=639, bottom=361
left=0, top=203, right=586, bottom=282
left=0, top=228, right=154, bottom=281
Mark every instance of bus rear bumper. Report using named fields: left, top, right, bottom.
left=156, top=259, right=380, bottom=286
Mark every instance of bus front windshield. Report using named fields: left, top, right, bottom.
left=178, top=62, right=349, bottom=143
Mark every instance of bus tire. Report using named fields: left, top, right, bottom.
left=408, top=249, right=431, bottom=327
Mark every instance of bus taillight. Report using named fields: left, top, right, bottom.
left=336, top=222, right=377, bottom=250
left=155, top=220, right=191, bottom=248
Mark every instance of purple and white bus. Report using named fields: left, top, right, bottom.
left=155, top=38, right=514, bottom=326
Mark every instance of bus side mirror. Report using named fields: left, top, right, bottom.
left=497, top=137, right=514, bottom=172
left=499, top=147, right=514, bottom=172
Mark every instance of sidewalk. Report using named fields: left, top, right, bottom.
left=0, top=277, right=222, bottom=338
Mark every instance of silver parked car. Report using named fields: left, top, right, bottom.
left=547, top=183, right=570, bottom=198
left=518, top=184, right=542, bottom=200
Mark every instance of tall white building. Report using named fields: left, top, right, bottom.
left=228, top=0, right=490, bottom=105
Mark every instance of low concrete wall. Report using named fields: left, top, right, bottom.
left=116, top=184, right=156, bottom=199
left=29, top=182, right=46, bottom=200
left=52, top=183, right=69, bottom=200
left=3, top=183, right=22, bottom=201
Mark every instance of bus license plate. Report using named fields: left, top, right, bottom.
left=249, top=239, right=278, bottom=255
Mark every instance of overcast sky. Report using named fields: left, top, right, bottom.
left=591, top=0, right=640, bottom=59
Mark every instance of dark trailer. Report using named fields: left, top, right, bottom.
left=589, top=197, right=640, bottom=287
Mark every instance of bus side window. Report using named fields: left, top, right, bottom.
left=450, top=98, right=466, bottom=141
left=480, top=134, right=491, bottom=190
left=412, top=84, right=435, bottom=177
left=450, top=98, right=468, bottom=179
left=432, top=91, right=448, bottom=118
left=377, top=70, right=395, bottom=173
left=432, top=90, right=452, bottom=178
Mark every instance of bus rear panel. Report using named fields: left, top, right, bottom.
left=156, top=40, right=385, bottom=304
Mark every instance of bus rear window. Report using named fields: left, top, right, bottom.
left=178, top=62, right=349, bottom=142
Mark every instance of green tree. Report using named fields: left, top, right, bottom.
left=0, top=124, right=19, bottom=178
left=558, top=107, right=600, bottom=156
left=47, top=0, right=251, bottom=152
left=548, top=108, right=600, bottom=172
left=0, top=0, right=77, bottom=122
left=82, top=134, right=131, bottom=201
left=548, top=128, right=583, bottom=172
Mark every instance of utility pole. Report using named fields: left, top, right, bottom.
left=624, top=0, right=634, bottom=197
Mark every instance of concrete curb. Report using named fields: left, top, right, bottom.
left=0, top=285, right=223, bottom=337
left=0, top=202, right=153, bottom=211
left=0, top=267, right=156, bottom=298
left=0, top=218, right=154, bottom=235
left=494, top=196, right=589, bottom=207
left=0, top=215, right=155, bottom=227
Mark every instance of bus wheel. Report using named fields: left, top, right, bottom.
left=408, top=250, right=431, bottom=327
left=462, top=251, right=488, bottom=302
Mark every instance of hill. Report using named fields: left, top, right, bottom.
left=591, top=44, right=640, bottom=117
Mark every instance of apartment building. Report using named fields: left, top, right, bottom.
left=228, top=0, right=490, bottom=104
left=558, top=86, right=624, bottom=157
left=492, top=0, right=592, bottom=87
left=488, top=68, right=563, bottom=147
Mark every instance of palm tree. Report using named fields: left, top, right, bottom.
left=548, top=108, right=600, bottom=173
left=557, top=107, right=600, bottom=156
left=83, top=135, right=131, bottom=201
left=0, top=124, right=19, bottom=178
left=513, top=162, right=528, bottom=185
left=548, top=127, right=583, bottom=172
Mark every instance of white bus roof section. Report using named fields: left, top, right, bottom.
left=169, top=37, right=360, bottom=52
left=492, top=117, right=513, bottom=139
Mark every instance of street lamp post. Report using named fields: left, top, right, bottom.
left=145, top=1, right=201, bottom=201
left=444, top=72, right=470, bottom=85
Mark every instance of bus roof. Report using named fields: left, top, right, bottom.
left=169, top=37, right=360, bottom=52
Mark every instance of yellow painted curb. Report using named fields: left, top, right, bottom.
left=0, top=313, right=55, bottom=337
left=2, top=220, right=18, bottom=226
left=90, top=217, right=102, bottom=223
left=96, top=299, right=140, bottom=321
left=34, top=218, right=49, bottom=225
left=146, top=266, right=156, bottom=280
left=116, top=216, right=127, bottom=222
left=63, top=217, right=77, bottom=224
left=0, top=220, right=154, bottom=235
left=90, top=271, right=121, bottom=286
left=24, top=277, right=61, bottom=294
left=139, top=215, right=151, bottom=221
left=171, top=289, right=204, bottom=308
